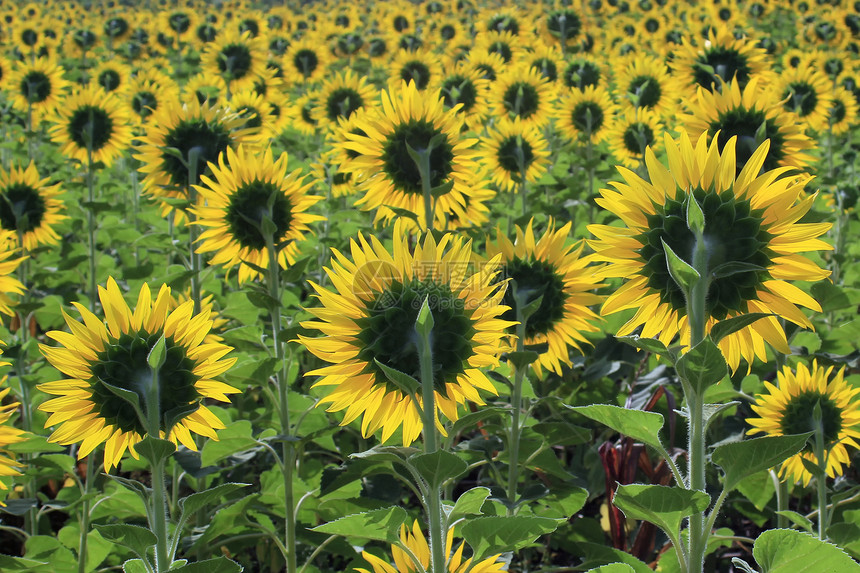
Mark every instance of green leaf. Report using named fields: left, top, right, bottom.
left=107, top=475, right=150, bottom=504
left=6, top=435, right=65, bottom=454
left=575, top=542, right=653, bottom=573
left=147, top=335, right=166, bottom=370
left=0, top=555, right=48, bottom=570
left=826, top=522, right=860, bottom=557
left=350, top=445, right=418, bottom=464
left=179, top=483, right=249, bottom=519
left=585, top=565, right=635, bottom=573
left=774, top=511, right=814, bottom=534
left=23, top=536, right=77, bottom=573
left=617, top=335, right=669, bottom=355
left=710, top=313, right=773, bottom=345
left=662, top=239, right=699, bottom=294
left=710, top=262, right=767, bottom=279
left=135, top=436, right=176, bottom=466
left=675, top=339, right=728, bottom=395
left=448, top=487, right=490, bottom=523
left=613, top=484, right=710, bottom=539
left=170, top=557, right=243, bottom=572
left=409, top=450, right=467, bottom=488
left=686, top=196, right=705, bottom=235
left=373, top=358, right=420, bottom=395
left=93, top=524, right=155, bottom=560
left=712, top=434, right=811, bottom=491
left=753, top=529, right=860, bottom=572
left=311, top=507, right=408, bottom=543
left=29, top=454, right=76, bottom=474
left=506, top=350, right=540, bottom=370
left=530, top=422, right=591, bottom=446
left=122, top=559, right=149, bottom=573
left=568, top=404, right=665, bottom=453
left=460, top=516, right=559, bottom=561
left=811, top=281, right=852, bottom=312
left=415, top=295, right=435, bottom=337
left=200, top=420, right=258, bottom=466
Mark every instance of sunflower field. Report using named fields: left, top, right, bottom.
left=1, top=0, right=860, bottom=571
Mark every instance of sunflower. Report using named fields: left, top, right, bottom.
left=0, top=380, right=26, bottom=499
left=312, top=69, right=375, bottom=129
left=340, top=81, right=485, bottom=231
left=126, top=75, right=180, bottom=128
left=473, top=29, right=522, bottom=64
left=298, top=227, right=511, bottom=445
left=202, top=30, right=266, bottom=94
left=183, top=73, right=226, bottom=107
left=158, top=8, right=198, bottom=44
left=772, top=64, right=834, bottom=132
left=588, top=131, right=832, bottom=372
left=227, top=89, right=277, bottom=143
left=103, top=12, right=133, bottom=45
left=480, top=117, right=550, bottom=192
left=491, top=64, right=557, bottom=126
left=682, top=77, right=815, bottom=174
left=433, top=65, right=491, bottom=131
left=38, top=278, right=238, bottom=471
left=556, top=85, right=616, bottom=144
left=191, top=145, right=323, bottom=284
left=49, top=86, right=133, bottom=168
left=8, top=57, right=68, bottom=123
left=284, top=37, right=331, bottom=84
left=0, top=162, right=66, bottom=251
left=612, top=54, right=680, bottom=118
left=66, top=27, right=100, bottom=59
left=605, top=106, right=663, bottom=168
left=464, top=49, right=507, bottom=83
left=135, top=98, right=251, bottom=216
left=672, top=28, right=769, bottom=94
left=487, top=219, right=603, bottom=376
left=91, top=60, right=132, bottom=95
left=747, top=360, right=860, bottom=486
left=357, top=520, right=506, bottom=573
left=541, top=7, right=586, bottom=51
left=520, top=42, right=565, bottom=84
left=289, top=93, right=319, bottom=137
left=389, top=49, right=442, bottom=92
left=828, top=86, right=859, bottom=135
left=561, top=55, right=606, bottom=91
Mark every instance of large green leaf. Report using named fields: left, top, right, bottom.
left=753, top=529, right=860, bottom=572
left=460, top=516, right=558, bottom=561
left=675, top=339, right=728, bottom=394
left=93, top=524, right=155, bottom=560
left=179, top=483, right=250, bottom=518
left=613, top=484, right=710, bottom=540
left=447, top=487, right=490, bottom=523
left=710, top=313, right=773, bottom=345
left=171, top=557, right=243, bottom=572
left=568, top=404, right=665, bottom=453
left=574, top=542, right=653, bottom=573
left=712, top=434, right=811, bottom=491
left=310, top=507, right=409, bottom=543
left=200, top=420, right=258, bottom=466
left=585, top=565, right=635, bottom=573
left=409, top=450, right=468, bottom=488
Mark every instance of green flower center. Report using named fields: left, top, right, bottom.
left=563, top=61, right=601, bottom=89
left=693, top=47, right=752, bottom=89
left=709, top=108, right=785, bottom=172
left=502, top=257, right=566, bottom=339
left=399, top=34, right=423, bottom=51
left=644, top=18, right=660, bottom=33
left=168, top=13, right=191, bottom=34
left=293, top=49, right=319, bottom=77
left=161, top=119, right=232, bottom=188
left=393, top=15, right=409, bottom=32
left=531, top=58, right=558, bottom=82
left=74, top=29, right=97, bottom=50
left=98, top=70, right=121, bottom=92
left=831, top=99, right=847, bottom=125
left=571, top=101, right=604, bottom=134
left=547, top=10, right=582, bottom=41
left=475, top=64, right=497, bottom=82
left=488, top=41, right=513, bottom=63
left=356, top=278, right=476, bottom=392
left=628, top=75, right=662, bottom=108
left=300, top=101, right=316, bottom=126
left=502, top=81, right=540, bottom=119
left=197, top=24, right=217, bottom=43
left=637, top=187, right=773, bottom=319
left=0, top=183, right=45, bottom=233
left=400, top=61, right=432, bottom=90
left=132, top=91, right=158, bottom=118
left=621, top=122, right=655, bottom=155
left=239, top=19, right=259, bottom=37
left=269, top=37, right=289, bottom=55
left=225, top=180, right=294, bottom=250
left=337, top=33, right=364, bottom=55
left=368, top=38, right=388, bottom=57
left=783, top=82, right=819, bottom=117
left=105, top=17, right=129, bottom=38
left=488, top=15, right=519, bottom=35
left=237, top=105, right=262, bottom=129
left=89, top=331, right=200, bottom=435
left=440, top=75, right=478, bottom=112
left=21, top=70, right=51, bottom=104
left=21, top=29, right=38, bottom=47
left=779, top=391, right=842, bottom=445
left=440, top=24, right=456, bottom=40
left=217, top=44, right=253, bottom=81
left=496, top=135, right=535, bottom=178
left=382, top=120, right=454, bottom=195
left=326, top=87, right=364, bottom=122
left=68, top=105, right=114, bottom=152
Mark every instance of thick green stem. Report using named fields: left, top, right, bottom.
left=771, top=470, right=788, bottom=529
left=76, top=456, right=95, bottom=573
left=146, top=352, right=170, bottom=572
left=415, top=302, right=446, bottom=573
left=812, top=405, right=829, bottom=540
left=506, top=313, right=527, bottom=516
left=266, top=236, right=297, bottom=573
left=418, top=150, right=435, bottom=232
left=187, top=148, right=202, bottom=315
left=86, top=133, right=97, bottom=312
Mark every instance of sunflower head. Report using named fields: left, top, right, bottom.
left=589, top=130, right=832, bottom=372
left=299, top=227, right=512, bottom=445
left=192, top=145, right=323, bottom=284
left=38, top=278, right=238, bottom=470
left=747, top=360, right=860, bottom=486
left=0, top=162, right=66, bottom=251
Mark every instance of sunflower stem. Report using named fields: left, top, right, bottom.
left=187, top=147, right=202, bottom=315
left=506, top=296, right=528, bottom=517
left=812, top=402, right=829, bottom=540
left=85, top=113, right=98, bottom=312
left=771, top=470, right=788, bottom=529
left=415, top=296, right=446, bottom=573
left=265, top=233, right=297, bottom=573
left=76, top=455, right=95, bottom=573
left=146, top=337, right=171, bottom=573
